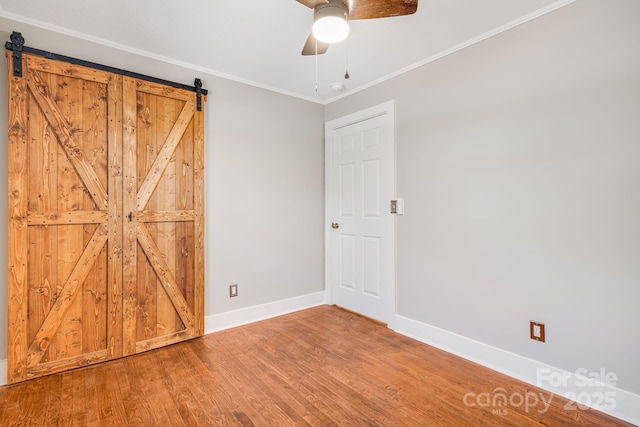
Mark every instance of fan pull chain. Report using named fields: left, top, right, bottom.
left=315, top=39, right=318, bottom=92
left=345, top=36, right=350, bottom=80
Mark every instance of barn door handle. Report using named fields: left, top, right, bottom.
left=128, top=212, right=133, bottom=222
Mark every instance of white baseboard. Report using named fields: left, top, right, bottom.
left=0, top=359, right=6, bottom=386
left=204, top=291, right=326, bottom=334
left=394, top=315, right=640, bottom=426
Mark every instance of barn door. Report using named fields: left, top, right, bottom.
left=121, top=76, right=205, bottom=355
left=7, top=53, right=123, bottom=382
left=7, top=45, right=205, bottom=383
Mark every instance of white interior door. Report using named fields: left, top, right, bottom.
left=325, top=102, right=396, bottom=326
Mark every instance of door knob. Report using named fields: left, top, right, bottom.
left=331, top=222, right=339, bottom=229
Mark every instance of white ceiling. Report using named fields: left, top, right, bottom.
left=0, top=0, right=573, bottom=103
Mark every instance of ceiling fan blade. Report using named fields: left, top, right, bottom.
left=301, top=32, right=330, bottom=55
left=349, top=0, right=418, bottom=20
left=295, top=0, right=329, bottom=9
left=296, top=0, right=416, bottom=56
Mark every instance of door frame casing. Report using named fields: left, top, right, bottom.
left=324, top=100, right=397, bottom=329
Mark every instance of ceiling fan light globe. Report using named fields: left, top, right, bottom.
left=313, top=17, right=349, bottom=43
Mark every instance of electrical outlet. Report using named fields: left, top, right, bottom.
left=229, top=284, right=238, bottom=298
left=530, top=321, right=545, bottom=342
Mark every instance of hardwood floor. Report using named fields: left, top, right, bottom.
left=0, top=305, right=632, bottom=426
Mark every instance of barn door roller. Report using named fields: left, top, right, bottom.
left=195, top=78, right=203, bottom=112
left=5, top=31, right=24, bottom=77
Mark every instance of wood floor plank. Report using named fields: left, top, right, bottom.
left=189, top=338, right=265, bottom=426
left=228, top=328, right=330, bottom=426
left=0, top=305, right=633, bottom=427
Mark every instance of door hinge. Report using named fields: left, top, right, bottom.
left=6, top=31, right=25, bottom=77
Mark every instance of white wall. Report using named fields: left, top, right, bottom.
left=326, top=0, right=640, bottom=395
left=0, top=23, right=325, bottom=360
left=207, top=79, right=325, bottom=313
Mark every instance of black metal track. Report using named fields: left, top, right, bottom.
left=5, top=31, right=208, bottom=96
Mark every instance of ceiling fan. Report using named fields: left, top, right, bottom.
left=297, top=0, right=418, bottom=56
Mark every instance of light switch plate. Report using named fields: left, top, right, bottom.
left=390, top=198, right=404, bottom=215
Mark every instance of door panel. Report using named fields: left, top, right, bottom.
left=362, top=236, right=381, bottom=297
left=122, top=76, right=204, bottom=355
left=339, top=234, right=356, bottom=290
left=7, top=53, right=122, bottom=382
left=327, top=104, right=395, bottom=325
left=334, top=120, right=387, bottom=318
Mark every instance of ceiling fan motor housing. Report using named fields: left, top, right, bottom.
left=314, top=0, right=349, bottom=18
left=313, top=0, right=349, bottom=43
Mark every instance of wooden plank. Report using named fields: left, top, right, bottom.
left=136, top=101, right=194, bottom=211
left=26, top=66, right=56, bottom=215
left=175, top=222, right=195, bottom=321
left=156, top=340, right=235, bottom=425
left=11, top=374, right=61, bottom=425
left=26, top=227, right=55, bottom=364
left=32, top=63, right=59, bottom=366
left=83, top=365, right=102, bottom=426
left=27, top=210, right=108, bottom=225
left=193, top=92, right=206, bottom=336
left=47, top=73, right=70, bottom=364
left=81, top=79, right=109, bottom=358
left=174, top=111, right=194, bottom=328
left=95, top=359, right=128, bottom=425
left=26, top=54, right=112, bottom=84
left=44, top=70, right=68, bottom=365
left=26, top=69, right=108, bottom=210
left=107, top=74, right=124, bottom=360
left=135, top=330, right=195, bottom=353
left=155, top=95, right=179, bottom=336
left=7, top=51, right=30, bottom=383
left=26, top=226, right=44, bottom=348
left=26, top=224, right=109, bottom=368
left=135, top=90, right=158, bottom=342
left=118, top=355, right=163, bottom=425
left=81, top=223, right=107, bottom=353
left=295, top=0, right=327, bottom=9
left=81, top=79, right=109, bottom=191
left=121, top=76, right=139, bottom=356
left=26, top=350, right=109, bottom=378
left=135, top=223, right=195, bottom=331
left=133, top=80, right=194, bottom=102
left=25, top=65, right=57, bottom=365
left=176, top=120, right=194, bottom=212
left=53, top=73, right=85, bottom=362
left=137, top=210, right=195, bottom=223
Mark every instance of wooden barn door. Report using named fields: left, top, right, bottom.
left=7, top=53, right=123, bottom=382
left=7, top=48, right=205, bottom=383
left=121, top=76, right=205, bottom=355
